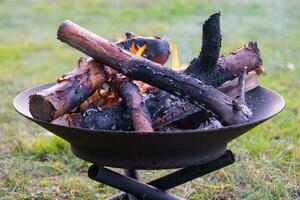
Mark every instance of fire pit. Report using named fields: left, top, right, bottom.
left=13, top=12, right=284, bottom=199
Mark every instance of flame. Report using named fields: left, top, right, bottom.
left=170, top=43, right=181, bottom=69
left=140, top=87, right=145, bottom=94
left=130, top=42, right=146, bottom=56
left=130, top=42, right=138, bottom=54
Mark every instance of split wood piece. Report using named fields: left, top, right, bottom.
left=69, top=105, right=132, bottom=131
left=57, top=20, right=252, bottom=125
left=120, top=81, right=153, bottom=132
left=29, top=57, right=106, bottom=122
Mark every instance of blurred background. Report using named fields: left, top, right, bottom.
left=0, top=0, right=299, bottom=199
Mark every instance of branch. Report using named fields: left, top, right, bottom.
left=120, top=81, right=153, bottom=132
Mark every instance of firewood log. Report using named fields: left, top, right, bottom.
left=120, top=81, right=153, bottom=132
left=29, top=57, right=106, bottom=122
left=57, top=20, right=252, bottom=125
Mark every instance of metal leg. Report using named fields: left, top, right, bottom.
left=89, top=150, right=235, bottom=200
left=123, top=169, right=139, bottom=200
left=88, top=165, right=183, bottom=200
left=149, top=150, right=234, bottom=190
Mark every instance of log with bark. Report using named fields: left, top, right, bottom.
left=29, top=57, right=106, bottom=122
left=120, top=81, right=153, bottom=132
left=57, top=20, right=253, bottom=125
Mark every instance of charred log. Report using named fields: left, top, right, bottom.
left=117, top=35, right=170, bottom=65
left=185, top=12, right=221, bottom=77
left=69, top=105, right=132, bottom=131
left=57, top=20, right=252, bottom=125
left=29, top=57, right=106, bottom=122
left=120, top=81, right=153, bottom=132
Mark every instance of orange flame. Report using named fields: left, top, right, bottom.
left=170, top=43, right=181, bottom=69
left=130, top=42, right=146, bottom=56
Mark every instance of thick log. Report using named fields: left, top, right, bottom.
left=29, top=57, right=106, bottom=122
left=57, top=20, right=252, bottom=125
left=120, top=81, right=153, bottom=132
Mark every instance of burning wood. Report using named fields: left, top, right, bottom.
left=29, top=35, right=170, bottom=122
left=120, top=81, right=153, bottom=132
left=29, top=57, right=106, bottom=122
left=29, top=13, right=266, bottom=131
left=57, top=19, right=253, bottom=125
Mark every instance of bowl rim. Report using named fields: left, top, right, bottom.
left=13, top=83, right=285, bottom=136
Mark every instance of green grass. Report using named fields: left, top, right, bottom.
left=0, top=0, right=299, bottom=199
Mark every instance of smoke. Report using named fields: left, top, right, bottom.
left=162, top=19, right=202, bottom=68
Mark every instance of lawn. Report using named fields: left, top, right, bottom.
left=0, top=0, right=299, bottom=199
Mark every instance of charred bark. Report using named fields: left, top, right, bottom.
left=117, top=35, right=170, bottom=65
left=29, top=57, right=106, bottom=122
left=184, top=12, right=263, bottom=85
left=57, top=20, right=252, bottom=125
left=120, top=81, right=153, bottom=132
left=185, top=12, right=221, bottom=77
left=69, top=105, right=132, bottom=131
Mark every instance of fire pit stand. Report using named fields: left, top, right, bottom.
left=88, top=150, right=235, bottom=200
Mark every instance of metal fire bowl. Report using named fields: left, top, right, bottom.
left=14, top=83, right=284, bottom=169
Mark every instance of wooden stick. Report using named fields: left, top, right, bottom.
left=236, top=67, right=247, bottom=101
left=57, top=20, right=252, bottom=125
left=219, top=71, right=259, bottom=97
left=29, top=57, right=106, bottom=122
left=120, top=81, right=153, bottom=132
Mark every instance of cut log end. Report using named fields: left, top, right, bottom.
left=29, top=94, right=55, bottom=122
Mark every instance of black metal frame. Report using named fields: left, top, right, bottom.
left=88, top=150, right=235, bottom=200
